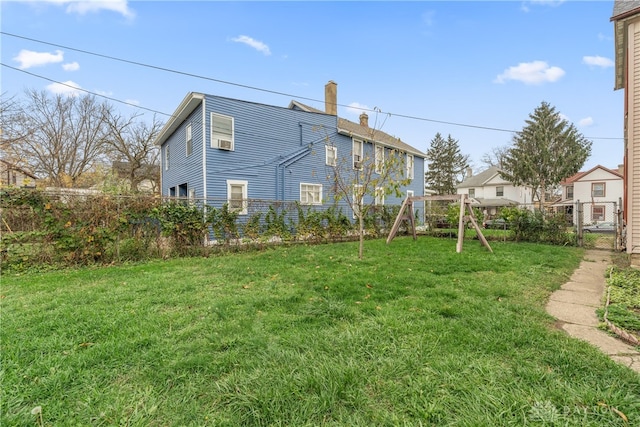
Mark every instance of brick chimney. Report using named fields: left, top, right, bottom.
left=325, top=81, right=337, bottom=115
left=359, top=112, right=369, bottom=128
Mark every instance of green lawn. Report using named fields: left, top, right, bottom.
left=2, top=238, right=639, bottom=426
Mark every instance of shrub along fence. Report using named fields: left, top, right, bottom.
left=4, top=188, right=609, bottom=271
left=0, top=188, right=405, bottom=271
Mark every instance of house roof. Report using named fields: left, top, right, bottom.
left=288, top=100, right=426, bottom=158
left=611, top=1, right=640, bottom=90
left=560, top=165, right=623, bottom=185
left=154, top=92, right=205, bottom=147
left=456, top=166, right=502, bottom=188
left=0, top=159, right=38, bottom=179
left=468, top=197, right=519, bottom=207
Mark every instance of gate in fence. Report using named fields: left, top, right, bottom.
left=574, top=200, right=624, bottom=251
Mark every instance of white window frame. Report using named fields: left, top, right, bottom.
left=186, top=123, right=192, bottom=156
left=468, top=188, right=475, bottom=198
left=300, top=183, right=323, bottom=205
left=226, top=179, right=248, bottom=215
left=592, top=182, right=605, bottom=198
left=406, top=154, right=414, bottom=179
left=566, top=185, right=574, bottom=199
left=325, top=145, right=337, bottom=167
left=211, top=113, right=234, bottom=151
left=164, top=145, right=170, bottom=170
left=496, top=186, right=504, bottom=197
left=375, top=145, right=384, bottom=174
left=375, top=187, right=385, bottom=206
left=353, top=138, right=364, bottom=169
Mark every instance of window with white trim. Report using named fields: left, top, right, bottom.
left=300, top=183, right=322, bottom=205
left=375, top=145, right=384, bottom=174
left=186, top=123, right=192, bottom=156
left=211, top=113, right=234, bottom=150
left=326, top=145, right=337, bottom=166
left=496, top=186, right=504, bottom=197
left=406, top=154, right=414, bottom=179
left=592, top=182, right=605, bottom=197
left=375, top=187, right=385, bottom=206
left=164, top=145, right=170, bottom=170
left=353, top=139, right=363, bottom=169
left=227, top=180, right=248, bottom=215
left=566, top=185, right=574, bottom=199
left=468, top=188, right=475, bottom=198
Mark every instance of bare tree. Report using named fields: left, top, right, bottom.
left=480, top=144, right=510, bottom=170
left=0, top=92, right=31, bottom=165
left=328, top=113, right=411, bottom=259
left=104, top=110, right=163, bottom=192
left=10, top=90, right=112, bottom=187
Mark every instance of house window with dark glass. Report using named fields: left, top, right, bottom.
left=496, top=186, right=504, bottom=197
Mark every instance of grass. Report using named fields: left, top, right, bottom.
left=2, top=237, right=639, bottom=426
left=602, top=261, right=640, bottom=340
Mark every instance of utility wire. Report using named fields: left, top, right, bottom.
left=1, top=31, right=623, bottom=140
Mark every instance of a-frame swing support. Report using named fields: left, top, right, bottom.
left=386, top=194, right=493, bottom=253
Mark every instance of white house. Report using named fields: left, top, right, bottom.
left=556, top=165, right=623, bottom=225
left=0, top=160, right=38, bottom=188
left=456, top=166, right=533, bottom=218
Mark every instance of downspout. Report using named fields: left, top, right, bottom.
left=202, top=98, right=207, bottom=200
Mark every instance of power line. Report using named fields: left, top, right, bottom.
left=1, top=63, right=172, bottom=117
left=1, top=31, right=623, bottom=141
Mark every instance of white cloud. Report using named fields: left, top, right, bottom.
left=494, top=60, right=565, bottom=85
left=13, top=49, right=63, bottom=69
left=95, top=90, right=113, bottom=97
left=582, top=55, right=614, bottom=68
left=422, top=10, right=435, bottom=26
left=62, top=61, right=80, bottom=71
left=46, top=80, right=82, bottom=96
left=231, top=35, right=271, bottom=56
left=20, top=0, right=135, bottom=19
left=346, top=102, right=371, bottom=116
left=598, top=33, right=613, bottom=42
left=578, top=117, right=594, bottom=127
left=66, top=0, right=135, bottom=19
left=521, top=0, right=565, bottom=12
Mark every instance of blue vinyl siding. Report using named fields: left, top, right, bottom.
left=161, top=103, right=204, bottom=198
left=202, top=96, right=337, bottom=203
left=160, top=92, right=425, bottom=220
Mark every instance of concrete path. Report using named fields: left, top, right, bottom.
left=546, top=250, right=640, bottom=374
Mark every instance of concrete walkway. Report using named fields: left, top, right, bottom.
left=546, top=250, right=640, bottom=374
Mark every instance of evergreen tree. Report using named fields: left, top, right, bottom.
left=501, top=101, right=592, bottom=209
left=424, top=133, right=469, bottom=195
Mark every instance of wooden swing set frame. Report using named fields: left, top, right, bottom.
left=386, top=194, right=493, bottom=253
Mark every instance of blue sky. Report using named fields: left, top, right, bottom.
left=1, top=0, right=623, bottom=172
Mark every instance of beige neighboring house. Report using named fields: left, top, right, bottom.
left=555, top=165, right=624, bottom=225
left=612, top=1, right=640, bottom=255
left=0, top=160, right=37, bottom=188
left=456, top=166, right=533, bottom=218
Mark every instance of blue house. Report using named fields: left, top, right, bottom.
left=154, top=81, right=425, bottom=219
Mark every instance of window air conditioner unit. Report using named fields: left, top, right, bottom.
left=218, top=139, right=232, bottom=150
left=354, top=161, right=362, bottom=169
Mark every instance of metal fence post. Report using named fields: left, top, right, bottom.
left=576, top=200, right=582, bottom=247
